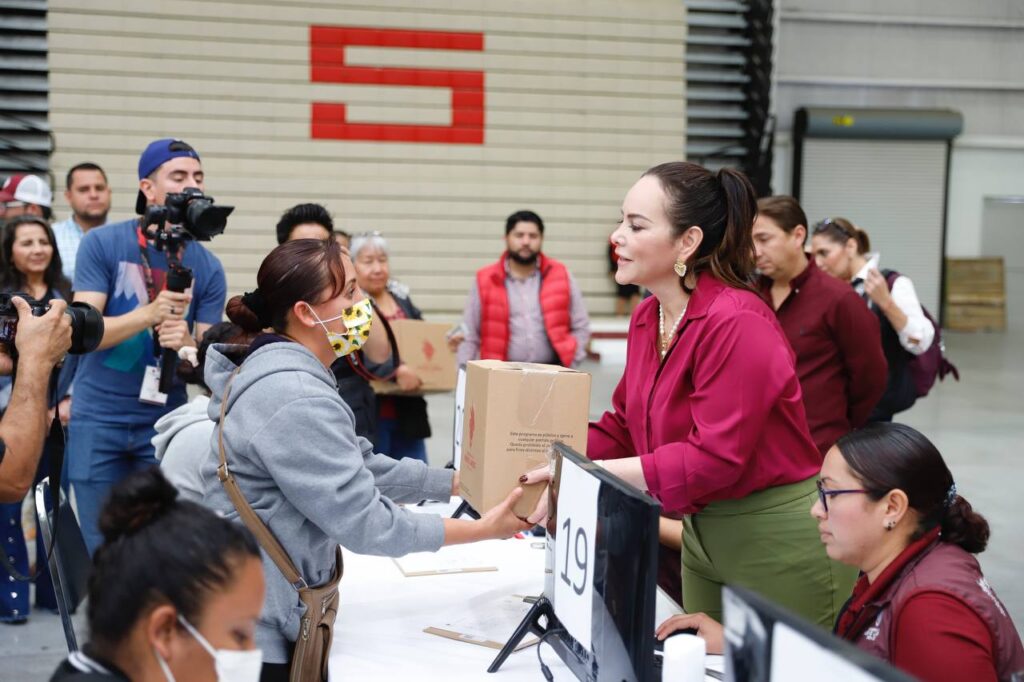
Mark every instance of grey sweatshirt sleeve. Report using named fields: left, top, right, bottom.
left=251, top=395, right=446, bottom=556
left=358, top=436, right=454, bottom=503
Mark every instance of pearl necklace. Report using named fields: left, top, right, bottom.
left=658, top=304, right=685, bottom=358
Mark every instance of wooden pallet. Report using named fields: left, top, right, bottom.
left=945, top=258, right=1006, bottom=332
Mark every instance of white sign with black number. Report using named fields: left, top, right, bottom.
left=553, top=455, right=600, bottom=651
left=452, top=367, right=466, bottom=469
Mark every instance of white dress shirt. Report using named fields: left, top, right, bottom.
left=852, top=253, right=934, bottom=355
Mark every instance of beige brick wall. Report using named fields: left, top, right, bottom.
left=47, top=0, right=686, bottom=317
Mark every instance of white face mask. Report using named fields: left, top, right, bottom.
left=155, top=615, right=263, bottom=682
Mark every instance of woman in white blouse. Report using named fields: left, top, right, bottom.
left=810, top=217, right=934, bottom=421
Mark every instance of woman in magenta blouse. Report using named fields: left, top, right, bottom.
left=582, top=162, right=854, bottom=626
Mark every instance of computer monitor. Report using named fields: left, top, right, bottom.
left=722, top=585, right=916, bottom=682
left=541, top=442, right=662, bottom=681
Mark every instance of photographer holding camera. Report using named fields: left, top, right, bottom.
left=0, top=298, right=72, bottom=503
left=70, top=138, right=228, bottom=554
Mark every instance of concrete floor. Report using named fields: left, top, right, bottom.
left=2, top=329, right=1021, bottom=679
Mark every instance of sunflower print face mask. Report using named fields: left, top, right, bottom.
left=308, top=297, right=374, bottom=358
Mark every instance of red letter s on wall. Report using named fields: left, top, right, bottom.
left=311, top=26, right=484, bottom=144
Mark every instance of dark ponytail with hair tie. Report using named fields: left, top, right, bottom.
left=713, top=167, right=758, bottom=286
left=642, top=162, right=757, bottom=292
left=241, top=289, right=271, bottom=328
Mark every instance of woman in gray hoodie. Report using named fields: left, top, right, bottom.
left=199, top=239, right=532, bottom=679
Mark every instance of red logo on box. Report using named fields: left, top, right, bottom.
left=468, top=405, right=476, bottom=448
left=422, top=339, right=435, bottom=362
left=310, top=25, right=485, bottom=144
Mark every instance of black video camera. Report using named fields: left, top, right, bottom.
left=142, top=188, right=232, bottom=393
left=0, top=294, right=104, bottom=355
left=143, top=187, right=233, bottom=245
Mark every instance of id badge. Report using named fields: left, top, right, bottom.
left=139, top=366, right=168, bottom=406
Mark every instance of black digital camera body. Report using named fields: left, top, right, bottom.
left=142, top=188, right=232, bottom=393
left=142, top=187, right=233, bottom=248
left=0, top=293, right=104, bottom=355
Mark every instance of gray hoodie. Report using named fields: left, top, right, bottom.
left=200, top=340, right=453, bottom=663
left=152, top=394, right=213, bottom=503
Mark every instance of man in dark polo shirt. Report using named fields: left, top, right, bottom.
left=754, top=196, right=887, bottom=455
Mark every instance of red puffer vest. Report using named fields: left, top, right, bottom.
left=476, top=253, right=576, bottom=367
left=839, top=537, right=1024, bottom=680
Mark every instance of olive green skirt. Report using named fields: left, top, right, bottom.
left=681, top=477, right=857, bottom=629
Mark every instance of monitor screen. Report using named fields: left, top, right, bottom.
left=543, top=442, right=662, bottom=682
left=722, top=585, right=916, bottom=682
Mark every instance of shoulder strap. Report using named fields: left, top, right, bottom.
left=881, top=269, right=900, bottom=291
left=216, top=368, right=308, bottom=590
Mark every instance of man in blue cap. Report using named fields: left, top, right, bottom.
left=70, top=139, right=227, bottom=553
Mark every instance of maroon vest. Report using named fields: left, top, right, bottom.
left=842, top=540, right=1024, bottom=680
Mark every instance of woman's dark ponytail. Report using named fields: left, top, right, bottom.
left=642, top=162, right=757, bottom=292
left=225, top=292, right=268, bottom=333
left=941, top=495, right=990, bottom=554
left=854, top=227, right=871, bottom=255
left=711, top=167, right=758, bottom=289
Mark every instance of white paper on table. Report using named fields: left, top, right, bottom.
left=452, top=367, right=467, bottom=469
left=552, top=455, right=600, bottom=651
left=770, top=622, right=881, bottom=682
left=392, top=543, right=498, bottom=577
left=424, top=594, right=539, bottom=651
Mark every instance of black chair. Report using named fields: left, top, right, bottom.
left=34, top=477, right=91, bottom=652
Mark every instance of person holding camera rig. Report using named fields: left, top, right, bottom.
left=70, top=138, right=228, bottom=554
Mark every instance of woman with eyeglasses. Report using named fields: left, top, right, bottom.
left=810, top=217, right=935, bottom=421
left=0, top=215, right=72, bottom=624
left=658, top=423, right=1024, bottom=682
left=349, top=231, right=429, bottom=462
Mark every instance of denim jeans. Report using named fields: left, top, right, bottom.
left=67, top=421, right=159, bottom=555
left=374, top=418, right=428, bottom=463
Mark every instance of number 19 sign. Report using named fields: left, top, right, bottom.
left=553, top=456, right=600, bottom=650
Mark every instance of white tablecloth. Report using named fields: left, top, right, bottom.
left=328, top=501, right=723, bottom=681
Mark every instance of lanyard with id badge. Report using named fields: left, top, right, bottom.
left=136, top=226, right=186, bottom=406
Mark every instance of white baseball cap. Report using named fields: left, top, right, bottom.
left=0, top=174, right=53, bottom=208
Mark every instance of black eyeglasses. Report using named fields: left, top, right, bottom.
left=816, top=479, right=868, bottom=513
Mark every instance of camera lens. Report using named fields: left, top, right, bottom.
left=185, top=199, right=233, bottom=240
left=66, top=302, right=104, bottom=354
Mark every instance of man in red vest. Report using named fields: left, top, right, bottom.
left=456, top=210, right=590, bottom=368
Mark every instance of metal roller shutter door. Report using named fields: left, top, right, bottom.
left=798, top=138, right=948, bottom=313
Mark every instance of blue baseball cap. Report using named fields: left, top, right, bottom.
left=135, top=138, right=201, bottom=214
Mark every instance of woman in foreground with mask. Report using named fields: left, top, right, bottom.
left=200, top=238, right=531, bottom=680
left=49, top=467, right=265, bottom=682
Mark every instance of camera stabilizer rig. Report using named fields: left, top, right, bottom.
left=142, top=188, right=233, bottom=393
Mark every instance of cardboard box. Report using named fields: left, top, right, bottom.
left=458, top=360, right=591, bottom=518
left=371, top=319, right=457, bottom=395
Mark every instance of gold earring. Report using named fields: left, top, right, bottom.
left=674, top=260, right=687, bottom=278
